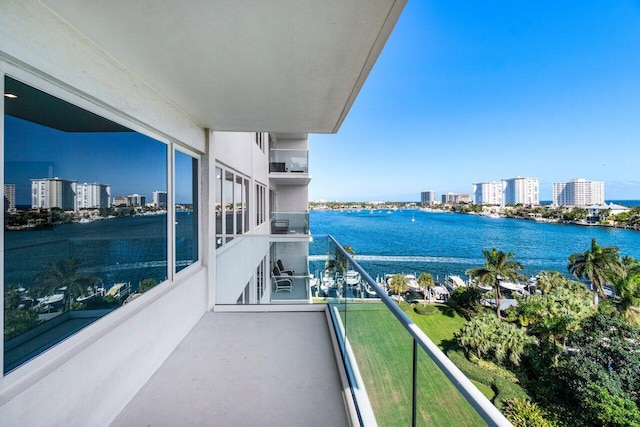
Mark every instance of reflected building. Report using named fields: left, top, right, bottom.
left=76, top=183, right=111, bottom=209
left=30, top=177, right=77, bottom=210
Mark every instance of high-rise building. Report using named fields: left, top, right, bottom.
left=4, top=184, right=15, bottom=211
left=128, top=194, right=146, bottom=207
left=77, top=183, right=111, bottom=209
left=153, top=190, right=168, bottom=209
left=30, top=177, right=77, bottom=210
left=0, top=3, right=507, bottom=426
left=472, top=182, right=503, bottom=205
left=502, top=177, right=539, bottom=206
left=421, top=190, right=435, bottom=205
left=442, top=192, right=470, bottom=204
left=553, top=178, right=604, bottom=206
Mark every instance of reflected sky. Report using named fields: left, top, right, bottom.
left=3, top=114, right=198, bottom=204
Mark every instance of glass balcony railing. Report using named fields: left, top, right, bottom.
left=269, top=149, right=309, bottom=173
left=270, top=212, right=309, bottom=235
left=311, top=235, right=511, bottom=426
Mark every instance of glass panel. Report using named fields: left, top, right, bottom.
left=215, top=167, right=222, bottom=248
left=416, top=347, right=487, bottom=426
left=3, top=76, right=167, bottom=373
left=269, top=149, right=308, bottom=173
left=270, top=212, right=309, bottom=235
left=175, top=151, right=198, bottom=273
left=270, top=241, right=309, bottom=302
left=224, top=171, right=234, bottom=241
left=244, top=178, right=249, bottom=233
left=235, top=175, right=242, bottom=235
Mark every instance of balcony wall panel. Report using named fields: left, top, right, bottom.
left=0, top=268, right=208, bottom=426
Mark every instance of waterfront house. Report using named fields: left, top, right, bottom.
left=1, top=2, right=508, bottom=425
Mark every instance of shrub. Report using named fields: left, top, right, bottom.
left=414, top=304, right=439, bottom=315
left=503, top=398, right=556, bottom=427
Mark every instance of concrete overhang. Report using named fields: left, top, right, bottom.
left=41, top=0, right=406, bottom=134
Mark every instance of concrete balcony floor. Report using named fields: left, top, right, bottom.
left=111, top=310, right=349, bottom=426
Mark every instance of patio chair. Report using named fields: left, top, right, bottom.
left=277, top=259, right=294, bottom=276
left=272, top=265, right=292, bottom=293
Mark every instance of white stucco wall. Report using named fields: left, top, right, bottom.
left=0, top=3, right=213, bottom=425
left=0, top=268, right=208, bottom=426
left=0, top=0, right=205, bottom=153
left=215, top=236, right=270, bottom=304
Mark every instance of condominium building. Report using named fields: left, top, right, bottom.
left=0, top=2, right=506, bottom=426
left=76, top=182, right=111, bottom=209
left=420, top=190, right=436, bottom=205
left=442, top=192, right=470, bottom=204
left=127, top=193, right=146, bottom=207
left=152, top=190, right=168, bottom=209
left=472, top=181, right=503, bottom=205
left=502, top=177, right=539, bottom=206
left=4, top=184, right=15, bottom=211
left=553, top=178, right=605, bottom=207
left=30, top=177, right=77, bottom=210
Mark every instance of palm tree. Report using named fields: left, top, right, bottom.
left=535, top=270, right=566, bottom=293
left=613, top=256, right=640, bottom=322
left=466, top=248, right=524, bottom=320
left=567, top=238, right=624, bottom=304
left=388, top=273, right=408, bottom=301
left=417, top=272, right=435, bottom=304
left=33, top=258, right=100, bottom=312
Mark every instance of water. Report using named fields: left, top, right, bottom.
left=4, top=213, right=194, bottom=289
left=309, top=209, right=640, bottom=281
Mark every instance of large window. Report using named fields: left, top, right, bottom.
left=215, top=165, right=250, bottom=247
left=2, top=75, right=197, bottom=373
left=175, top=150, right=199, bottom=273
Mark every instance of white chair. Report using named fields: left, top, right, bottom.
left=272, top=265, right=293, bottom=293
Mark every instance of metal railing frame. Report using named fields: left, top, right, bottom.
left=326, top=234, right=512, bottom=427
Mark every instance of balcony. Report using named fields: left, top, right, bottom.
left=269, top=149, right=310, bottom=186
left=270, top=212, right=309, bottom=235
left=111, top=310, right=350, bottom=426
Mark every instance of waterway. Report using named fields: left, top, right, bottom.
left=309, top=209, right=640, bottom=282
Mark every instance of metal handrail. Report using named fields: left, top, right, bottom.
left=327, top=235, right=512, bottom=427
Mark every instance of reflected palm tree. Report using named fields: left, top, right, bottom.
left=33, top=258, right=101, bottom=312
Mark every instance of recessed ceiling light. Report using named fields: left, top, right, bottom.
left=4, top=93, right=18, bottom=99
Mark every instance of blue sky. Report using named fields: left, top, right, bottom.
left=309, top=1, right=640, bottom=202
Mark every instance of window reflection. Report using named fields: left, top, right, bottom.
left=3, top=76, right=168, bottom=373
left=175, top=151, right=198, bottom=273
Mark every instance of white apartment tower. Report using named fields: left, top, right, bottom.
left=421, top=190, right=435, bottom=205
left=502, top=177, right=539, bottom=206
left=472, top=182, right=503, bottom=205
left=31, top=177, right=77, bottom=210
left=153, top=190, right=168, bottom=209
left=76, top=183, right=111, bottom=209
left=4, top=184, right=15, bottom=211
left=553, top=178, right=604, bottom=206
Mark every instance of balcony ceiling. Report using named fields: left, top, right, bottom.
left=41, top=0, right=405, bottom=134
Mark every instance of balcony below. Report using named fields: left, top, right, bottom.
left=111, top=311, right=349, bottom=426
left=269, top=149, right=311, bottom=185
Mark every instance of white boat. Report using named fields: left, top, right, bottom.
left=345, top=270, right=360, bottom=286
left=38, top=294, right=64, bottom=305
left=446, top=275, right=467, bottom=289
left=105, top=282, right=131, bottom=299
left=384, top=273, right=419, bottom=290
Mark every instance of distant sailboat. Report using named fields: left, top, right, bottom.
left=411, top=213, right=415, bottom=222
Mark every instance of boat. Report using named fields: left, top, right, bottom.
left=345, top=270, right=361, bottom=286
left=105, top=282, right=131, bottom=299
left=411, top=214, right=415, bottom=222
left=446, top=275, right=467, bottom=289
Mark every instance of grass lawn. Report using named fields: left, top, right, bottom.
left=337, top=302, right=486, bottom=426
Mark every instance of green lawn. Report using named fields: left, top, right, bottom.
left=337, top=302, right=487, bottom=426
